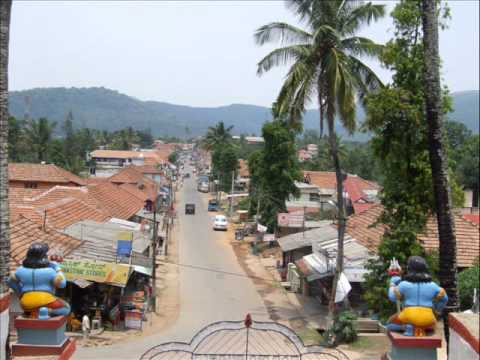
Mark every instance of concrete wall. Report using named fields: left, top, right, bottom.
left=0, top=293, right=10, bottom=360
left=448, top=313, right=479, bottom=360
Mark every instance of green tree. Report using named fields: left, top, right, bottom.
left=24, top=118, right=56, bottom=162
left=256, top=0, right=385, bottom=314
left=216, top=144, right=238, bottom=192
left=8, top=116, right=23, bottom=162
left=252, top=120, right=301, bottom=231
left=168, top=151, right=179, bottom=165
left=110, top=129, right=130, bottom=150
left=363, top=0, right=458, bottom=321
left=457, top=135, right=479, bottom=205
left=203, top=121, right=233, bottom=150
left=0, top=2, right=12, bottom=359
left=458, top=264, right=480, bottom=310
left=62, top=110, right=77, bottom=166
left=444, top=120, right=472, bottom=157
left=137, top=128, right=154, bottom=148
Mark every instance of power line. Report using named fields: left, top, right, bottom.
left=157, top=258, right=282, bottom=284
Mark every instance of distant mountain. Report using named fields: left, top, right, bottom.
left=8, top=87, right=478, bottom=139
left=445, top=90, right=479, bottom=132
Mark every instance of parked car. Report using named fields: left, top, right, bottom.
left=208, top=199, right=219, bottom=212
left=197, top=175, right=209, bottom=184
left=185, top=203, right=195, bottom=215
left=213, top=215, right=228, bottom=231
left=198, top=182, right=209, bottom=193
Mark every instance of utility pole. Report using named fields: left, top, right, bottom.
left=151, top=204, right=157, bottom=313
left=302, top=206, right=306, bottom=238
left=229, top=170, right=235, bottom=217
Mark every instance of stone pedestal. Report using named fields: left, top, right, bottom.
left=12, top=316, right=76, bottom=360
left=382, top=330, right=442, bottom=360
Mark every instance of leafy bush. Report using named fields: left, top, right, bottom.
left=323, top=311, right=358, bottom=347
left=237, top=197, right=250, bottom=211
left=458, top=265, right=480, bottom=310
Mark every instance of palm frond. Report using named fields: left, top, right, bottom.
left=341, top=36, right=383, bottom=58
left=288, top=70, right=317, bottom=131
left=348, top=55, right=384, bottom=101
left=257, top=44, right=311, bottom=76
left=254, top=22, right=312, bottom=46
left=311, top=24, right=341, bottom=48
left=341, top=2, right=385, bottom=35
left=285, top=0, right=314, bottom=25
left=335, top=56, right=357, bottom=133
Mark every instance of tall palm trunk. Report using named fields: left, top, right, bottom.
left=327, top=115, right=347, bottom=320
left=0, top=2, right=13, bottom=359
left=422, top=0, right=458, bottom=348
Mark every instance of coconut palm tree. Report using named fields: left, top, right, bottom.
left=202, top=121, right=233, bottom=150
left=255, top=0, right=384, bottom=316
left=422, top=0, right=458, bottom=346
left=24, top=118, right=56, bottom=162
left=1, top=1, right=13, bottom=358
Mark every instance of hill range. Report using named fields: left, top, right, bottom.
left=8, top=87, right=479, bottom=140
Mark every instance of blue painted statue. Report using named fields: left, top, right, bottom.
left=387, top=256, right=448, bottom=337
left=8, top=243, right=70, bottom=318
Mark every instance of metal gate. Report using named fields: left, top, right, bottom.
left=140, top=315, right=350, bottom=360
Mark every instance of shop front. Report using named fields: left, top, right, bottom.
left=60, top=259, right=152, bottom=331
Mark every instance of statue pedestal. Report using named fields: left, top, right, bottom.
left=382, top=330, right=442, bottom=360
left=12, top=316, right=76, bottom=359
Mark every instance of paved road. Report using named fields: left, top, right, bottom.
left=75, top=171, right=268, bottom=359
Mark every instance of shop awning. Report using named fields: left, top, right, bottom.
left=132, top=265, right=153, bottom=276
left=73, top=279, right=93, bottom=288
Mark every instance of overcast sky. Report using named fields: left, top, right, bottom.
left=9, top=0, right=479, bottom=108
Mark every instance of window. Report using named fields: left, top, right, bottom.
left=309, top=193, right=320, bottom=202
left=24, top=182, right=38, bottom=189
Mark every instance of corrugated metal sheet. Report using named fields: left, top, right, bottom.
left=277, top=223, right=334, bottom=252
left=292, top=225, right=373, bottom=282
left=63, top=220, right=152, bottom=268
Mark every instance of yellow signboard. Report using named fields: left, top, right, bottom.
left=61, top=259, right=131, bottom=286
left=118, top=231, right=133, bottom=241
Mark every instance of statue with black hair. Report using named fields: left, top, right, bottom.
left=8, top=243, right=70, bottom=318
left=386, top=256, right=448, bottom=337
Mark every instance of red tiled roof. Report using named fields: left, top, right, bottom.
left=87, top=182, right=145, bottom=219
left=108, top=166, right=156, bottom=185
left=119, top=183, right=149, bottom=202
left=85, top=177, right=109, bottom=185
left=11, top=187, right=112, bottom=230
left=463, top=214, right=480, bottom=225
left=134, top=165, right=163, bottom=175
left=90, top=150, right=144, bottom=159
left=9, top=163, right=86, bottom=185
left=108, top=166, right=158, bottom=201
left=30, top=186, right=110, bottom=214
left=352, top=203, right=377, bottom=215
left=344, top=176, right=380, bottom=203
left=346, top=205, right=480, bottom=267
left=10, top=205, right=44, bottom=224
left=303, top=171, right=337, bottom=190
left=346, top=204, right=385, bottom=252
left=10, top=215, right=83, bottom=270
left=8, top=188, right=44, bottom=206
left=419, top=216, right=480, bottom=268
left=42, top=198, right=111, bottom=230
